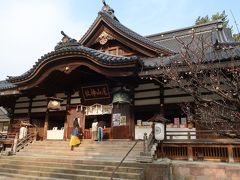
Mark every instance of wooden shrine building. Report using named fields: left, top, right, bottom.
left=0, top=2, right=239, bottom=141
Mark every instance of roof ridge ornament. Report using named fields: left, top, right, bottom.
left=102, top=0, right=107, bottom=6
left=55, top=31, right=81, bottom=50
left=101, top=0, right=119, bottom=21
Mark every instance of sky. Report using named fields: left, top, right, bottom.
left=0, top=0, right=240, bottom=80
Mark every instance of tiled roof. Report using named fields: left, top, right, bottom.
left=0, top=80, right=16, bottom=91
left=146, top=20, right=236, bottom=53
left=6, top=45, right=139, bottom=83
left=80, top=11, right=175, bottom=55
left=142, top=46, right=240, bottom=68
left=0, top=107, right=10, bottom=122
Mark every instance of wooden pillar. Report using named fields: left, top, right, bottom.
left=129, top=105, right=135, bottom=140
left=28, top=97, right=33, bottom=125
left=159, top=82, right=165, bottom=116
left=63, top=114, right=68, bottom=141
left=111, top=88, right=133, bottom=139
left=12, top=133, right=19, bottom=153
left=79, top=111, right=85, bottom=137
left=64, top=92, right=71, bottom=140
left=187, top=145, right=193, bottom=161
left=9, top=97, right=17, bottom=133
left=228, top=145, right=234, bottom=163
left=43, top=109, right=49, bottom=140
left=112, top=103, right=131, bottom=139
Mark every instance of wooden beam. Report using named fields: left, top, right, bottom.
left=0, top=90, right=20, bottom=96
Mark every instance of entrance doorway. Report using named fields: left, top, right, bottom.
left=47, top=112, right=66, bottom=140
left=84, top=114, right=112, bottom=139
left=48, top=112, right=65, bottom=130
left=31, top=113, right=45, bottom=140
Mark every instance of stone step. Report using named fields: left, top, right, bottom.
left=16, top=140, right=143, bottom=162
left=30, top=140, right=143, bottom=145
left=0, top=172, right=67, bottom=180
left=31, top=142, right=143, bottom=148
left=0, top=159, right=143, bottom=173
left=19, top=148, right=141, bottom=156
left=26, top=144, right=143, bottom=150
left=0, top=164, right=142, bottom=179
left=0, top=156, right=145, bottom=168
left=0, top=140, right=145, bottom=179
left=36, top=139, right=142, bottom=145
left=18, top=152, right=140, bottom=161
left=0, top=167, right=140, bottom=180
left=14, top=153, right=138, bottom=162
left=22, top=147, right=142, bottom=153
left=0, top=156, right=144, bottom=180
left=17, top=148, right=140, bottom=156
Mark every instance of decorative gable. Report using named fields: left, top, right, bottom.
left=80, top=3, right=175, bottom=58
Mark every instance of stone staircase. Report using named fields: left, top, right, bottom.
left=0, top=139, right=145, bottom=179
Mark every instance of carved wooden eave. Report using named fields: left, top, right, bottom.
left=6, top=45, right=140, bottom=91
left=0, top=89, right=20, bottom=96
left=80, top=11, right=175, bottom=58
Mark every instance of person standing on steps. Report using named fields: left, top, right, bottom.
left=91, top=119, right=98, bottom=141
left=69, top=123, right=81, bottom=151
left=97, top=120, right=106, bottom=142
left=19, top=122, right=27, bottom=139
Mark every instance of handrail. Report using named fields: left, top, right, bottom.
left=15, top=132, right=37, bottom=152
left=1, top=128, right=38, bottom=153
left=110, top=140, right=140, bottom=180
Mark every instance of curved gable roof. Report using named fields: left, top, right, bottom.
left=6, top=45, right=139, bottom=84
left=80, top=10, right=175, bottom=57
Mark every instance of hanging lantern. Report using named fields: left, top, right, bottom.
left=112, top=90, right=131, bottom=104
left=47, top=97, right=63, bottom=110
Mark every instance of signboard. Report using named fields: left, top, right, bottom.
left=82, top=84, right=110, bottom=100
left=85, top=104, right=112, bottom=115
left=120, top=116, right=127, bottom=125
left=112, top=113, right=121, bottom=126
left=112, top=113, right=127, bottom=126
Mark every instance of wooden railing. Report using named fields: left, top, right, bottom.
left=15, top=132, right=37, bottom=153
left=166, top=129, right=240, bottom=140
left=0, top=131, right=37, bottom=154
left=0, top=133, right=16, bottom=152
left=160, top=143, right=240, bottom=162
left=233, top=146, right=240, bottom=162
left=158, top=129, right=240, bottom=163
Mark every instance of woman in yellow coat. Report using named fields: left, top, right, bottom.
left=70, top=124, right=81, bottom=151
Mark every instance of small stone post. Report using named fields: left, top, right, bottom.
left=34, top=127, right=37, bottom=142
left=12, top=133, right=18, bottom=154
left=143, top=132, right=148, bottom=154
